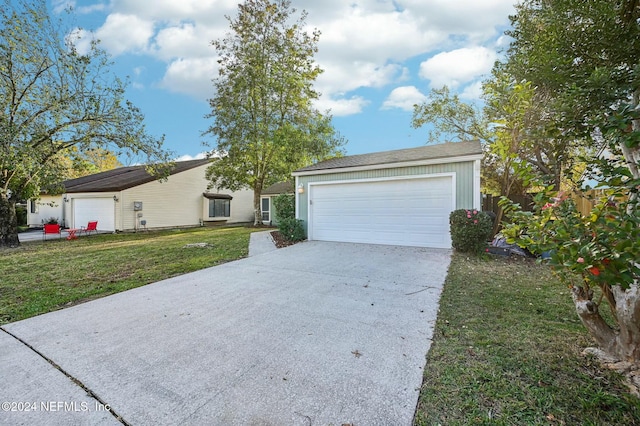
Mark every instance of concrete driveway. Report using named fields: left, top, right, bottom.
left=1, top=241, right=451, bottom=425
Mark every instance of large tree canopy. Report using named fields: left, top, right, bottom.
left=204, top=0, right=344, bottom=225
left=0, top=0, right=169, bottom=247
left=500, top=0, right=640, bottom=365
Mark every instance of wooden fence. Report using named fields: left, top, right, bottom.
left=483, top=190, right=610, bottom=217
left=482, top=193, right=535, bottom=215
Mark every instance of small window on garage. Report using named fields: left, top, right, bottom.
left=204, top=193, right=233, bottom=219
left=30, top=200, right=38, bottom=213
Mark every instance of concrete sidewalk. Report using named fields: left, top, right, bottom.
left=247, top=230, right=277, bottom=256
left=1, top=241, right=450, bottom=425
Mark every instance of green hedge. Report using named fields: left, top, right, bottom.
left=278, top=217, right=305, bottom=242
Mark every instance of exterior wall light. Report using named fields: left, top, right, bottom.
left=297, top=184, right=304, bottom=194
left=113, top=195, right=119, bottom=202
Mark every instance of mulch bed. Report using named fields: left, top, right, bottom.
left=270, top=230, right=298, bottom=248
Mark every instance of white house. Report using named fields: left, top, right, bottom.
left=27, top=159, right=254, bottom=231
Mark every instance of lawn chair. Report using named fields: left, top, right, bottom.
left=43, top=223, right=62, bottom=240
left=81, top=221, right=98, bottom=236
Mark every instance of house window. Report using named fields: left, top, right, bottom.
left=30, top=200, right=38, bottom=214
left=261, top=197, right=270, bottom=222
left=209, top=198, right=230, bottom=218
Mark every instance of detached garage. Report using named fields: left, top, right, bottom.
left=292, top=141, right=482, bottom=248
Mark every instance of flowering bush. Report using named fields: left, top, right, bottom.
left=500, top=182, right=640, bottom=362
left=449, top=209, right=493, bottom=254
left=501, top=189, right=640, bottom=290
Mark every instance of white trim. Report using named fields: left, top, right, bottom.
left=294, top=176, right=300, bottom=219
left=292, top=154, right=482, bottom=177
left=473, top=159, right=481, bottom=210
left=307, top=173, right=456, bottom=243
left=260, top=196, right=271, bottom=224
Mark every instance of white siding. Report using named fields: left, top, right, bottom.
left=120, top=165, right=208, bottom=230
left=27, top=195, right=63, bottom=228
left=202, top=188, right=254, bottom=225
left=119, top=164, right=254, bottom=231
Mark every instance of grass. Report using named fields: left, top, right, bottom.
left=414, top=253, right=640, bottom=426
left=0, top=226, right=257, bottom=325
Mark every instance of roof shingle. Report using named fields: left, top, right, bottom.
left=262, top=181, right=294, bottom=195
left=64, top=159, right=211, bottom=193
left=293, top=140, right=482, bottom=173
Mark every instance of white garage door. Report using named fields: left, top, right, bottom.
left=309, top=176, right=454, bottom=248
left=73, top=198, right=115, bottom=232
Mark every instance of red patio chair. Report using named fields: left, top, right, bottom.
left=81, top=221, right=98, bottom=236
left=43, top=223, right=61, bottom=240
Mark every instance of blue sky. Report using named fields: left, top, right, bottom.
left=55, top=0, right=516, bottom=162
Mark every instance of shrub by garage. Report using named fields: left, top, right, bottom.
left=449, top=209, right=493, bottom=254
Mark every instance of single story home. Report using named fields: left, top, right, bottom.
left=260, top=181, right=294, bottom=225
left=27, top=159, right=254, bottom=232
left=292, top=140, right=483, bottom=248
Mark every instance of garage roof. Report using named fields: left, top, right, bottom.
left=64, top=159, right=211, bottom=193
left=293, top=140, right=482, bottom=174
left=262, top=181, right=294, bottom=195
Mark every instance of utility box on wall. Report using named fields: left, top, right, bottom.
left=133, top=201, right=143, bottom=211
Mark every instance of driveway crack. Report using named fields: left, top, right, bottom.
left=1, top=327, right=130, bottom=426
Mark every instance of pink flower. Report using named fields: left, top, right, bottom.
left=473, top=220, right=478, bottom=224
left=577, top=257, right=584, bottom=263
left=473, top=210, right=478, bottom=214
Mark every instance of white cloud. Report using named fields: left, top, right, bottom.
left=400, top=0, right=516, bottom=41
left=381, top=86, right=427, bottom=111
left=314, top=96, right=370, bottom=117
left=111, top=0, right=236, bottom=23
left=152, top=22, right=219, bottom=61
left=53, top=0, right=74, bottom=14
left=316, top=8, right=446, bottom=65
left=174, top=152, right=208, bottom=161
left=55, top=0, right=107, bottom=14
left=90, top=13, right=155, bottom=56
left=460, top=81, right=484, bottom=100
left=316, top=62, right=403, bottom=97
left=419, top=46, right=497, bottom=88
left=159, top=57, right=217, bottom=100
left=76, top=0, right=515, bottom=112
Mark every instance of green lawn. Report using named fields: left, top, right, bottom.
left=0, top=226, right=257, bottom=325
left=414, top=253, right=640, bottom=425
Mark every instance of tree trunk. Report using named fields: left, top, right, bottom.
left=0, top=192, right=20, bottom=248
left=572, top=284, right=640, bottom=362
left=253, top=186, right=262, bottom=226
left=612, top=285, right=640, bottom=362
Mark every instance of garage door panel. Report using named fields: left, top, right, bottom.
left=309, top=177, right=453, bottom=248
left=73, top=198, right=115, bottom=232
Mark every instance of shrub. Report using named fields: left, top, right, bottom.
left=449, top=209, right=493, bottom=254
left=44, top=217, right=59, bottom=225
left=272, top=193, right=295, bottom=221
left=15, top=205, right=27, bottom=226
left=278, top=217, right=306, bottom=242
